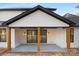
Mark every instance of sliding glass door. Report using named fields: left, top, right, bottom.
left=27, top=29, right=47, bottom=43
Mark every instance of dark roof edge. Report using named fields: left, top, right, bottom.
left=0, top=8, right=56, bottom=11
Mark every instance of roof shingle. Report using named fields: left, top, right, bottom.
left=64, top=13, right=79, bottom=26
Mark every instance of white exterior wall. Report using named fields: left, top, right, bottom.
left=11, top=28, right=66, bottom=48
left=0, top=11, right=24, bottom=21
left=9, top=10, right=69, bottom=27
left=11, top=28, right=27, bottom=48
left=11, top=28, right=15, bottom=48
left=47, top=28, right=66, bottom=48
left=15, top=29, right=27, bottom=44
left=71, top=27, right=79, bottom=48
left=10, top=27, right=79, bottom=48
left=47, top=27, right=79, bottom=48
left=11, top=27, right=79, bottom=48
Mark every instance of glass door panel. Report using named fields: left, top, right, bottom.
left=27, top=30, right=37, bottom=43
left=40, top=30, right=47, bottom=43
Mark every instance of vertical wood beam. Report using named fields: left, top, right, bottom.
left=66, top=27, right=71, bottom=49
left=7, top=28, right=11, bottom=49
left=37, top=27, right=40, bottom=52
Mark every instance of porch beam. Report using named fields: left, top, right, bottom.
left=7, top=28, right=11, bottom=49
left=37, top=27, right=41, bottom=52
left=66, top=27, right=71, bottom=49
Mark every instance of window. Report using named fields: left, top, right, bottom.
left=0, top=28, right=6, bottom=42
left=71, top=28, right=74, bottom=42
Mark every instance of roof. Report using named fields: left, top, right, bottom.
left=64, top=13, right=79, bottom=26
left=0, top=8, right=56, bottom=11
left=2, top=5, right=76, bottom=26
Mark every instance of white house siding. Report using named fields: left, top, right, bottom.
left=11, top=28, right=27, bottom=48
left=9, top=10, right=69, bottom=27
left=71, top=27, right=79, bottom=48
left=47, top=27, right=79, bottom=48
left=47, top=28, right=66, bottom=48
left=15, top=29, right=27, bottom=48
left=10, top=27, right=79, bottom=48
left=11, top=28, right=15, bottom=48
left=0, top=11, right=24, bottom=21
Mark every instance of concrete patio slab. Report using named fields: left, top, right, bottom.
left=11, top=44, right=37, bottom=52
left=11, top=44, right=66, bottom=52
left=40, top=44, right=66, bottom=52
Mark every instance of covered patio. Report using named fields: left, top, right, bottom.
left=8, top=27, right=70, bottom=52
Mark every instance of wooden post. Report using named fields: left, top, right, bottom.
left=7, top=28, right=11, bottom=50
left=66, top=27, right=71, bottom=49
left=37, top=27, right=40, bottom=52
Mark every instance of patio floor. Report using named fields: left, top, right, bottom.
left=11, top=44, right=37, bottom=52
left=1, top=46, right=79, bottom=56
left=11, top=44, right=66, bottom=52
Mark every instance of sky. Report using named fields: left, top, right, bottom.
left=0, top=3, right=79, bottom=15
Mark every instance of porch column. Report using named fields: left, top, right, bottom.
left=66, top=27, right=71, bottom=49
left=37, top=27, right=40, bottom=52
left=7, top=28, right=11, bottom=49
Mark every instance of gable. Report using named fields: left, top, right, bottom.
left=9, top=10, right=69, bottom=27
